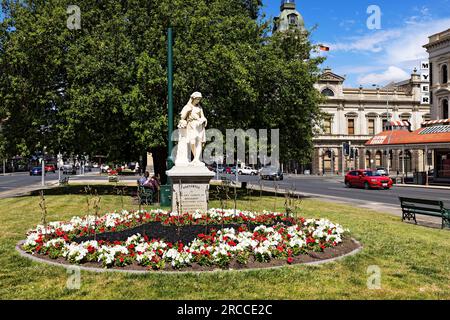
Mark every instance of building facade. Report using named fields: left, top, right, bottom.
left=425, top=29, right=450, bottom=120
left=312, top=68, right=430, bottom=175
left=273, top=0, right=305, bottom=33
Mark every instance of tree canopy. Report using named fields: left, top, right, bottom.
left=0, top=0, right=324, bottom=180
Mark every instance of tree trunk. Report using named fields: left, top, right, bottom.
left=151, top=146, right=168, bottom=185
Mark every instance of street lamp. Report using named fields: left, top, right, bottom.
left=38, top=125, right=52, bottom=187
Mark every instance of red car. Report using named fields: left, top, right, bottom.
left=345, top=170, right=393, bottom=190
left=44, top=164, right=56, bottom=173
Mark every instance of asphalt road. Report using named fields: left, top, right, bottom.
left=220, top=173, right=450, bottom=209
left=2, top=170, right=450, bottom=210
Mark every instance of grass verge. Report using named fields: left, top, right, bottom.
left=0, top=192, right=449, bottom=299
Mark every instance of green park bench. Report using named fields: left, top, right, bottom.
left=399, top=197, right=450, bottom=229
left=59, top=176, right=70, bottom=186
left=137, top=186, right=153, bottom=205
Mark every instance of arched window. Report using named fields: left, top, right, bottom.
left=321, top=88, right=335, bottom=97
left=401, top=113, right=411, bottom=122
left=288, top=14, right=297, bottom=25
left=442, top=65, right=448, bottom=84
left=375, top=151, right=382, bottom=167
left=443, top=99, right=449, bottom=119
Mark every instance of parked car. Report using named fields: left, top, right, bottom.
left=100, top=164, right=110, bottom=173
left=376, top=167, right=388, bottom=176
left=345, top=170, right=393, bottom=190
left=237, top=166, right=258, bottom=175
left=62, top=164, right=76, bottom=175
left=44, top=164, right=56, bottom=173
left=30, top=166, right=44, bottom=176
left=260, top=166, right=284, bottom=180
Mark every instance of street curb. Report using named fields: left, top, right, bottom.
left=394, top=184, right=450, bottom=191
left=15, top=239, right=363, bottom=275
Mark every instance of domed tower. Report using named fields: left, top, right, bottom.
left=273, top=0, right=305, bottom=33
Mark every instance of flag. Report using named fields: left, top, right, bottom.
left=319, top=45, right=330, bottom=52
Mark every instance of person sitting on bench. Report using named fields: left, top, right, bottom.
left=143, top=175, right=159, bottom=193
left=138, top=171, right=150, bottom=187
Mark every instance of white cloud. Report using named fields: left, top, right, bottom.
left=357, top=66, right=410, bottom=86
left=322, top=15, right=450, bottom=87
left=325, top=29, right=401, bottom=53
left=325, top=17, right=450, bottom=67
left=384, top=18, right=450, bottom=67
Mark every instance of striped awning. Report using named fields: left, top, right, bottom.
left=388, top=120, right=410, bottom=127
left=422, top=119, right=450, bottom=127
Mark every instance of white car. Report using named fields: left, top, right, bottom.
left=237, top=166, right=258, bottom=175
left=62, top=164, right=76, bottom=175
left=376, top=167, right=388, bottom=176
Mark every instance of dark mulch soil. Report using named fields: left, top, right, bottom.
left=75, top=219, right=293, bottom=245
left=20, top=238, right=361, bottom=273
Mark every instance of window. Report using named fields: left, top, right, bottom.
left=321, top=88, right=335, bottom=97
left=375, top=151, right=382, bottom=167
left=348, top=119, right=355, bottom=135
left=288, top=14, right=297, bottom=25
left=401, top=114, right=411, bottom=122
left=382, top=119, right=388, bottom=130
left=442, top=65, right=448, bottom=84
left=368, top=119, right=375, bottom=135
left=443, top=99, right=449, bottom=119
left=323, top=118, right=332, bottom=134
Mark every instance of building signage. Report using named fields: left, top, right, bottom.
left=370, top=136, right=387, bottom=145
left=420, top=60, right=430, bottom=105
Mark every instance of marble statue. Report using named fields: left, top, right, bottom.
left=176, top=92, right=207, bottom=166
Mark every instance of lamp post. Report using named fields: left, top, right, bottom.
left=39, top=125, right=51, bottom=187
left=373, top=84, right=393, bottom=174
left=167, top=26, right=174, bottom=172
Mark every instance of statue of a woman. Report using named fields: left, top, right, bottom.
left=177, top=92, right=207, bottom=166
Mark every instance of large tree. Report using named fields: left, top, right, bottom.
left=0, top=0, right=324, bottom=180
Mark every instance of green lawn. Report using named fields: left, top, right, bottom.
left=0, top=191, right=449, bottom=300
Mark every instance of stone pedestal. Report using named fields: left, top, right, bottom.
left=166, top=165, right=215, bottom=213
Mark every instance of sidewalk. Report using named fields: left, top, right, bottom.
left=395, top=183, right=450, bottom=190
left=246, top=183, right=443, bottom=228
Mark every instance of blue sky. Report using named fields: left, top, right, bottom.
left=2, top=1, right=449, bottom=87
left=262, top=0, right=450, bottom=87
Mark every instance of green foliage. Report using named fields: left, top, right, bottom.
left=0, top=0, right=324, bottom=175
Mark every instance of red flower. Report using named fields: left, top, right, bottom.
left=128, top=244, right=135, bottom=250
left=287, top=257, right=294, bottom=264
left=87, top=245, right=95, bottom=254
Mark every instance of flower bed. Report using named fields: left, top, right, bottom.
left=22, top=209, right=352, bottom=271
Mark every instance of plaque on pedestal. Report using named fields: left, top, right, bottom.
left=166, top=165, right=215, bottom=213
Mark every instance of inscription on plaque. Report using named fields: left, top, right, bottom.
left=172, top=183, right=210, bottom=213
